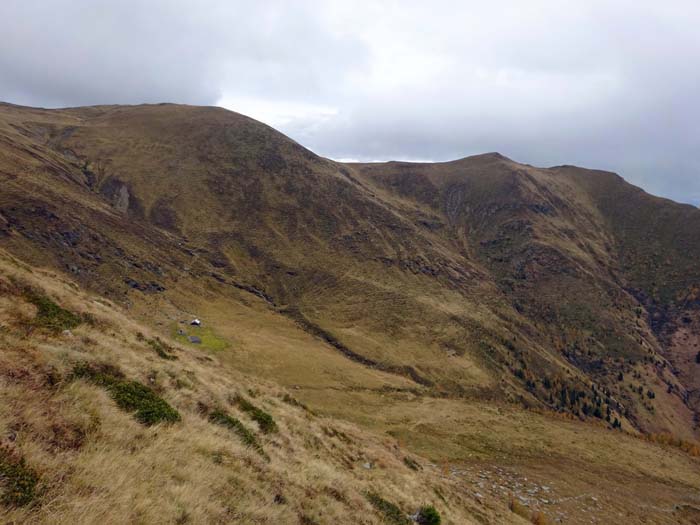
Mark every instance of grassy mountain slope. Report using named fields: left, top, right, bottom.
left=0, top=249, right=494, bottom=524
left=1, top=102, right=700, bottom=523
left=354, top=155, right=700, bottom=438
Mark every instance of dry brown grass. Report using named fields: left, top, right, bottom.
left=1, top=248, right=699, bottom=523
left=0, top=251, right=487, bottom=524
left=643, top=432, right=700, bottom=456
left=508, top=498, right=550, bottom=525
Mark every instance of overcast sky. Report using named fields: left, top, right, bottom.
left=1, top=1, right=699, bottom=205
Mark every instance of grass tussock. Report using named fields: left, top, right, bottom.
left=509, top=497, right=548, bottom=524
left=232, top=394, right=278, bottom=434
left=509, top=497, right=530, bottom=519
left=73, top=362, right=181, bottom=426
left=281, top=393, right=310, bottom=412
left=530, top=510, right=549, bottom=525
left=0, top=445, right=39, bottom=507
left=366, top=492, right=410, bottom=524
left=208, top=408, right=267, bottom=459
left=147, top=337, right=178, bottom=360
left=24, top=290, right=82, bottom=333
left=403, top=456, right=421, bottom=471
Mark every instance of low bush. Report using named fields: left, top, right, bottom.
left=0, top=446, right=39, bottom=507
left=366, top=492, right=410, bottom=524
left=209, top=409, right=267, bottom=459
left=416, top=505, right=441, bottom=525
left=110, top=381, right=181, bottom=425
left=25, top=290, right=82, bottom=333
left=73, top=363, right=180, bottom=426
left=232, top=395, right=278, bottom=433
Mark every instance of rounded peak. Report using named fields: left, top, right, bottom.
left=439, top=152, right=515, bottom=166
left=425, top=152, right=516, bottom=170
left=469, top=151, right=510, bottom=161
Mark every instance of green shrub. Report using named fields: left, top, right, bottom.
left=72, top=363, right=180, bottom=426
left=416, top=505, right=441, bottom=525
left=233, top=395, right=278, bottom=433
left=209, top=409, right=267, bottom=458
left=0, top=446, right=39, bottom=507
left=25, top=291, right=82, bottom=332
left=110, top=381, right=181, bottom=425
left=366, top=492, right=410, bottom=525
left=147, top=337, right=177, bottom=360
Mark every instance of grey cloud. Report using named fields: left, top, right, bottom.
left=0, top=0, right=365, bottom=107
left=0, top=1, right=698, bottom=205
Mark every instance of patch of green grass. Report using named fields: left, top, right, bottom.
left=366, top=492, right=410, bottom=525
left=208, top=409, right=268, bottom=459
left=0, top=446, right=39, bottom=507
left=147, top=337, right=177, bottom=360
left=232, top=395, right=278, bottom=434
left=25, top=290, right=82, bottom=333
left=172, top=324, right=229, bottom=352
left=72, top=363, right=180, bottom=426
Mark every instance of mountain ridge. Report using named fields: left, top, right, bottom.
left=1, top=102, right=698, bottom=431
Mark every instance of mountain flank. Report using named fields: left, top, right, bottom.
left=0, top=102, right=699, bottom=523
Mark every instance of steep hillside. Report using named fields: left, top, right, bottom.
left=0, top=249, right=492, bottom=524
left=354, top=155, right=700, bottom=437
left=1, top=102, right=700, bottom=523
left=1, top=241, right=698, bottom=524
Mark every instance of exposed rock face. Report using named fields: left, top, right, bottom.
left=99, top=177, right=144, bottom=217
left=113, top=184, right=130, bottom=213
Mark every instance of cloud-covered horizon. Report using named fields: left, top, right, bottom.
left=2, top=1, right=699, bottom=205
